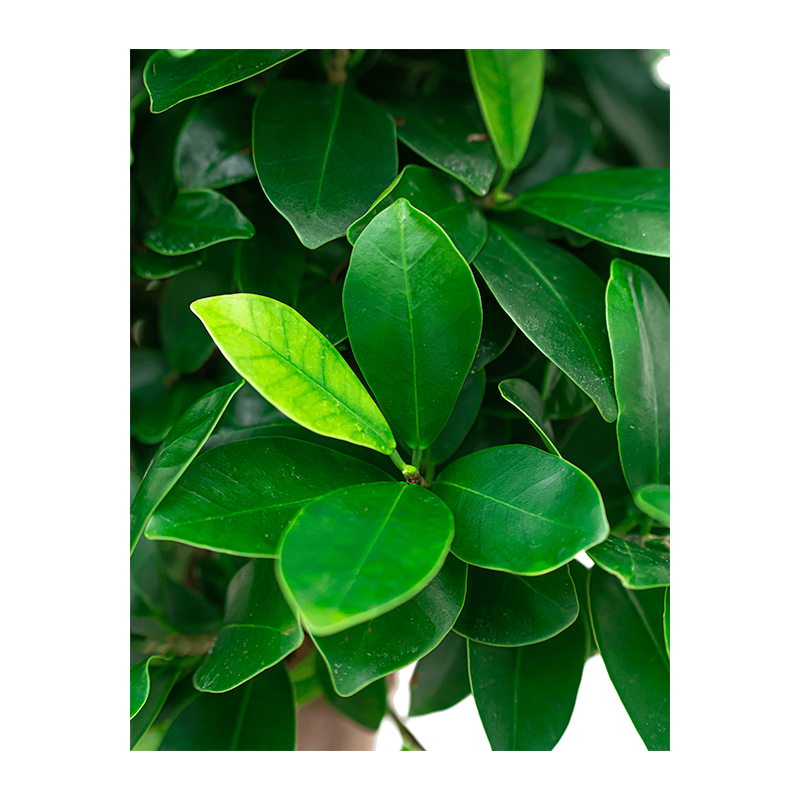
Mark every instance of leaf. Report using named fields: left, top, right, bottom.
left=347, top=165, right=488, bottom=262
left=664, top=587, right=670, bottom=658
left=130, top=348, right=172, bottom=435
left=475, top=222, right=617, bottom=422
left=130, top=663, right=182, bottom=748
left=468, top=618, right=585, bottom=750
left=542, top=362, right=595, bottom=420
left=144, top=49, right=305, bottom=113
left=295, top=278, right=347, bottom=346
left=193, top=560, right=303, bottom=692
left=606, top=260, right=670, bottom=492
left=635, top=483, right=670, bottom=526
left=131, top=655, right=172, bottom=719
left=319, top=670, right=387, bottom=732
left=278, top=482, right=454, bottom=635
left=311, top=554, right=467, bottom=696
left=144, top=189, right=254, bottom=256
left=588, top=535, right=669, bottom=589
left=429, top=370, right=486, bottom=466
left=130, top=380, right=242, bottom=555
left=498, top=379, right=559, bottom=456
left=343, top=199, right=482, bottom=449
left=433, top=444, right=609, bottom=575
left=409, top=631, right=471, bottom=717
left=569, top=560, right=598, bottom=659
left=454, top=564, right=577, bottom=646
left=191, top=294, right=395, bottom=454
left=146, top=437, right=391, bottom=557
left=134, top=380, right=216, bottom=444
left=159, top=663, right=295, bottom=750
left=472, top=272, right=516, bottom=371
left=588, top=567, right=669, bottom=750
left=132, top=248, right=207, bottom=280
left=253, top=81, right=398, bottom=249
left=466, top=49, right=546, bottom=172
left=518, top=168, right=670, bottom=257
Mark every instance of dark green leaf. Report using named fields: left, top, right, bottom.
left=664, top=587, right=670, bottom=658
left=132, top=248, right=207, bottom=280
left=498, top=379, right=559, bottom=456
left=144, top=49, right=305, bottom=113
left=146, top=437, right=391, bottom=557
left=588, top=535, right=669, bottom=589
left=130, top=381, right=242, bottom=555
left=635, top=483, right=670, bottom=526
left=343, top=200, right=482, bottom=449
left=475, top=222, right=617, bottom=422
left=278, top=482, right=454, bottom=635
left=130, top=348, right=172, bottom=435
left=191, top=294, right=395, bottom=454
left=409, top=631, right=471, bottom=717
left=518, top=168, right=669, bottom=257
left=472, top=272, right=516, bottom=372
left=542, top=362, right=595, bottom=420
left=606, top=260, right=670, bottom=491
left=429, top=370, right=486, bottom=466
left=295, top=278, right=346, bottom=345
left=134, top=380, right=216, bottom=444
left=131, top=655, right=172, bottom=719
left=319, top=671, right=387, bottom=732
left=433, top=444, right=609, bottom=575
left=569, top=560, right=598, bottom=659
left=130, top=662, right=182, bottom=749
left=253, top=81, right=397, bottom=248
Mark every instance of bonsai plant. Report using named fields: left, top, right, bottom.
left=130, top=47, right=669, bottom=751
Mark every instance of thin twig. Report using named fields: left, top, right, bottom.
left=387, top=706, right=426, bottom=751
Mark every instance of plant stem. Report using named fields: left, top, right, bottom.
left=387, top=706, right=426, bottom=751
left=390, top=449, right=413, bottom=474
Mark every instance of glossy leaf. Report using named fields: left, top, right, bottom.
left=635, top=483, right=670, bottom=526
left=144, top=189, right=254, bottom=256
left=130, top=663, right=182, bottom=749
left=319, top=670, right=387, bottom=732
left=343, top=200, right=482, bottom=449
left=664, top=588, right=670, bottom=657
left=144, top=49, right=304, bottom=113
left=130, top=348, right=173, bottom=436
left=518, top=168, right=670, bottom=257
left=131, top=655, right=171, bottom=719
left=543, top=362, right=595, bottom=420
left=409, top=631, right=471, bottom=717
left=588, top=567, right=669, bottom=750
left=193, top=560, right=303, bottom=692
left=569, top=560, right=598, bottom=659
left=130, top=380, right=242, bottom=555
left=498, top=379, right=559, bottom=456
left=466, top=49, right=546, bottom=172
left=606, top=260, right=670, bottom=492
left=468, top=618, right=585, bottom=750
left=134, top=380, right=218, bottom=444
left=146, top=437, right=391, bottom=557
left=295, top=278, right=347, bottom=346
left=475, top=222, right=617, bottom=422
left=429, top=370, right=486, bottom=466
left=433, top=444, right=609, bottom=575
left=253, top=81, right=397, bottom=249
left=132, top=247, right=207, bottom=280
left=159, top=663, right=295, bottom=750
left=312, top=554, right=467, bottom=697
left=191, top=294, right=395, bottom=454
left=472, top=273, right=516, bottom=371
left=455, top=564, right=577, bottom=646
left=588, top=535, right=669, bottom=590
left=347, top=165, right=488, bottom=262
left=278, top=482, right=454, bottom=635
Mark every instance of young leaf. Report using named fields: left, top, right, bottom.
left=253, top=81, right=397, bottom=249
left=475, top=222, right=617, bottom=422
left=144, top=49, right=305, bottom=113
left=518, top=168, right=670, bottom=257
left=146, top=437, right=391, bottom=557
left=635, top=483, right=670, bottom=526
left=278, top=482, right=454, bottom=635
left=191, top=294, right=396, bottom=454
left=131, top=655, right=172, bottom=719
left=466, top=49, right=546, bottom=173
left=130, top=380, right=243, bottom=555
left=193, top=560, right=303, bottom=693
left=606, top=260, right=670, bottom=492
left=409, top=631, right=471, bottom=717
left=433, top=444, right=609, bottom=575
left=343, top=200, right=482, bottom=449
left=588, top=535, right=670, bottom=589
left=498, top=378, right=559, bottom=456
left=429, top=369, right=487, bottom=466
left=588, top=567, right=669, bottom=750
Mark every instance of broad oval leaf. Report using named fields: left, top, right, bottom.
left=318, top=670, right=388, bottom=732
left=454, top=564, right=577, bottom=646
left=409, top=631, right=471, bottom=717
left=466, top=49, right=546, bottom=173
left=475, top=222, right=617, bottom=422
left=343, top=200, right=482, bottom=449
left=429, top=369, right=486, bottom=466
left=146, top=437, right=391, bottom=557
left=433, top=444, right=609, bottom=575
left=588, top=567, right=669, bottom=750
left=144, top=189, right=255, bottom=255
left=635, top=483, right=670, bottom=526
left=588, top=535, right=670, bottom=589
left=278, top=482, right=454, bottom=635
left=130, top=380, right=242, bottom=554
left=191, top=294, right=395, bottom=454
left=144, top=49, right=305, bottom=113
left=253, top=81, right=397, bottom=249
left=131, top=655, right=172, bottom=719
left=498, top=378, right=559, bottom=456
left=311, top=554, right=467, bottom=697
left=606, top=260, right=670, bottom=491
left=193, top=560, right=303, bottom=693
left=518, top=168, right=670, bottom=257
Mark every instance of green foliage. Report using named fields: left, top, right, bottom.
left=131, top=47, right=669, bottom=751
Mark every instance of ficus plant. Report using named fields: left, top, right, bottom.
left=130, top=47, right=669, bottom=752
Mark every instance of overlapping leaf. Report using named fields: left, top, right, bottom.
left=498, top=378, right=559, bottom=456
left=588, top=535, right=670, bottom=589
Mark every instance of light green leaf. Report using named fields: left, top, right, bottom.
left=278, top=482, right=454, bottom=635
left=191, top=294, right=395, bottom=454
left=606, top=260, right=670, bottom=492
left=253, top=81, right=397, bottom=249
left=518, top=168, right=669, bottom=257
left=466, top=49, right=545, bottom=172
left=343, top=199, right=482, bottom=449
left=635, top=483, right=670, bottom=526
left=475, top=222, right=617, bottom=422
left=498, top=378, right=559, bottom=456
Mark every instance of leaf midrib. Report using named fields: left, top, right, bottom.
left=523, top=191, right=668, bottom=211
left=312, top=84, right=345, bottom=214
left=398, top=213, right=422, bottom=442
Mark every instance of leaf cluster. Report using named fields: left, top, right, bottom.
left=130, top=47, right=670, bottom=751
